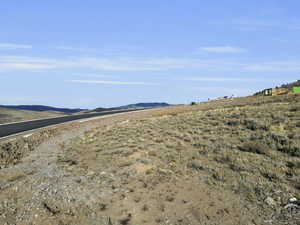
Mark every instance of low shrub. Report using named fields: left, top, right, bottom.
left=227, top=120, right=240, bottom=126
left=244, top=119, right=269, bottom=131
left=280, top=141, right=300, bottom=157
left=238, top=141, right=270, bottom=155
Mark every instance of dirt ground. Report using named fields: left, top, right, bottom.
left=0, top=95, right=300, bottom=225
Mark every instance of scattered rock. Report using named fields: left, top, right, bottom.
left=87, top=171, right=96, bottom=177
left=119, top=213, right=132, bottom=225
left=98, top=202, right=109, bottom=211
left=137, top=158, right=151, bottom=165
left=289, top=197, right=298, bottom=203
left=142, top=204, right=149, bottom=211
left=187, top=160, right=204, bottom=170
left=74, top=177, right=82, bottom=183
left=284, top=203, right=299, bottom=210
left=264, top=197, right=276, bottom=206
left=166, top=195, right=175, bottom=202
left=43, top=200, right=60, bottom=215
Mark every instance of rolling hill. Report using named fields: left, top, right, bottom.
left=0, top=105, right=86, bottom=114
left=0, top=107, right=66, bottom=124
left=94, top=102, right=170, bottom=112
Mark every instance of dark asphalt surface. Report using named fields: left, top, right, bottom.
left=0, top=108, right=146, bottom=138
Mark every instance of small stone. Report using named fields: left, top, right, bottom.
left=265, top=197, right=276, bottom=206
left=289, top=197, right=297, bottom=203
left=43, top=200, right=60, bottom=215
left=187, top=160, right=203, bottom=170
left=87, top=171, right=95, bottom=176
left=284, top=203, right=299, bottom=209
left=166, top=195, right=175, bottom=202
left=133, top=196, right=141, bottom=202
left=119, top=213, right=132, bottom=225
left=142, top=204, right=149, bottom=211
left=138, top=158, right=151, bottom=165
left=74, top=178, right=82, bottom=183
left=98, top=202, right=109, bottom=211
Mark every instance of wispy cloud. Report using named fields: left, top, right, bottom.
left=0, top=43, right=32, bottom=50
left=0, top=56, right=225, bottom=72
left=68, top=80, right=157, bottom=86
left=0, top=56, right=59, bottom=71
left=1, top=55, right=300, bottom=73
left=200, top=46, right=246, bottom=53
left=71, top=73, right=119, bottom=78
left=55, top=46, right=92, bottom=52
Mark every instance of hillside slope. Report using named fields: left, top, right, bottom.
left=0, top=95, right=299, bottom=225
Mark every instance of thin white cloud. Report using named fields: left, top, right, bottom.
left=71, top=73, right=119, bottom=78
left=0, top=43, right=32, bottom=50
left=0, top=56, right=59, bottom=71
left=55, top=46, right=92, bottom=52
left=200, top=46, right=246, bottom=53
left=1, top=55, right=300, bottom=73
left=69, top=80, right=157, bottom=86
left=0, top=56, right=230, bottom=72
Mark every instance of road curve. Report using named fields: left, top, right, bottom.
left=0, top=108, right=146, bottom=138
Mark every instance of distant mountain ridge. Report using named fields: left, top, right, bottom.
left=116, top=102, right=170, bottom=109
left=1, top=102, right=170, bottom=114
left=94, top=102, right=170, bottom=112
left=0, top=105, right=86, bottom=114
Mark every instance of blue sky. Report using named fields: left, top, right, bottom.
left=0, top=0, right=299, bottom=108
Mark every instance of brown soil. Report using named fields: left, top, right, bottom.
left=0, top=95, right=300, bottom=225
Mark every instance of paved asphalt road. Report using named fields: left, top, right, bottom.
left=0, top=108, right=146, bottom=138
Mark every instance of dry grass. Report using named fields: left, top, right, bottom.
left=0, top=94, right=299, bottom=225
left=55, top=94, right=300, bottom=224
